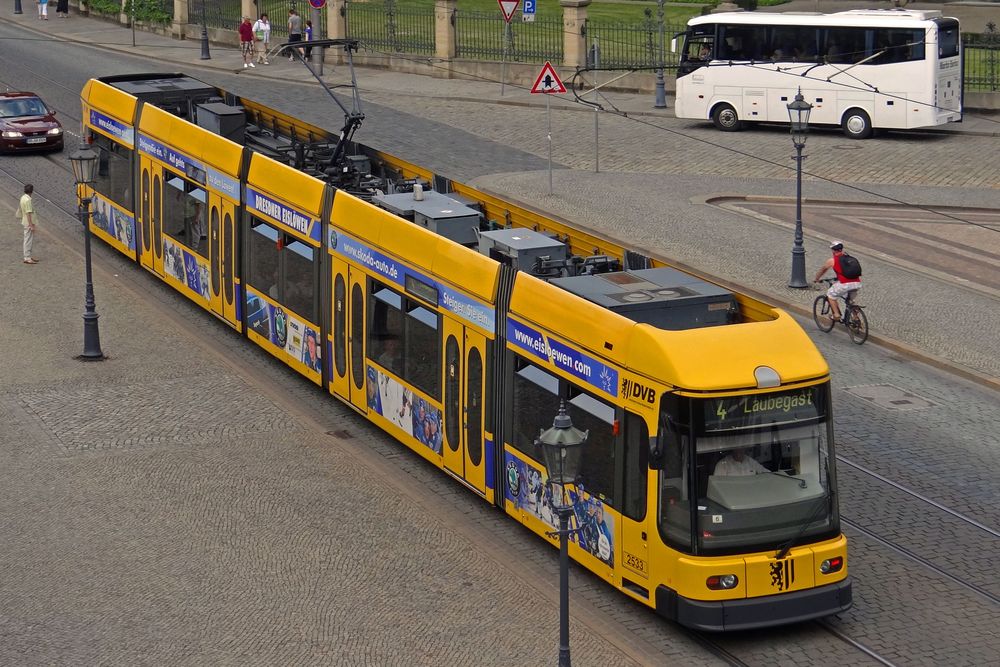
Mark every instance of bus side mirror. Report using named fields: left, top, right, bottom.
left=670, top=37, right=677, bottom=54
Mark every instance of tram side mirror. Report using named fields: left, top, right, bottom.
left=649, top=436, right=665, bottom=470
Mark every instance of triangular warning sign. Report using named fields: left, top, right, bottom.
left=530, top=61, right=567, bottom=95
left=497, top=0, right=519, bottom=23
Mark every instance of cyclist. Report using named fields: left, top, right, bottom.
left=814, top=240, right=861, bottom=323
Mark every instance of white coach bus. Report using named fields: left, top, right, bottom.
left=673, top=10, right=962, bottom=138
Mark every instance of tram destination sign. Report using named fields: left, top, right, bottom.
left=703, top=386, right=825, bottom=432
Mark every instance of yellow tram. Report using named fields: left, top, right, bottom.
left=80, top=72, right=850, bottom=631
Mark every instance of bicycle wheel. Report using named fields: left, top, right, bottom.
left=847, top=306, right=869, bottom=345
left=813, top=296, right=835, bottom=332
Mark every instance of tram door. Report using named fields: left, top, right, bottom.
left=330, top=261, right=368, bottom=413
left=206, top=196, right=237, bottom=325
left=442, top=319, right=487, bottom=496
left=139, top=156, right=163, bottom=276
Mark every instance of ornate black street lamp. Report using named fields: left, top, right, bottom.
left=200, top=0, right=211, bottom=60
left=654, top=0, right=666, bottom=108
left=786, top=88, right=813, bottom=288
left=537, top=400, right=587, bottom=667
left=68, top=144, right=105, bottom=361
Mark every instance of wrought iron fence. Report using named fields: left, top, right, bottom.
left=455, top=11, right=563, bottom=62
left=347, top=1, right=435, bottom=56
left=587, top=18, right=685, bottom=69
left=963, top=27, right=1000, bottom=92
left=192, top=0, right=239, bottom=32
left=253, top=0, right=329, bottom=40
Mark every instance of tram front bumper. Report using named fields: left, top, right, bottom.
left=656, top=577, right=852, bottom=632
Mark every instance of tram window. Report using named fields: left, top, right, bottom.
left=163, top=170, right=207, bottom=257
left=90, top=133, right=132, bottom=210
left=567, top=389, right=615, bottom=507
left=284, top=238, right=316, bottom=322
left=247, top=219, right=280, bottom=299
left=369, top=284, right=404, bottom=376
left=334, top=275, right=347, bottom=377
left=511, top=359, right=559, bottom=462
left=659, top=393, right=692, bottom=550
left=405, top=302, right=440, bottom=398
left=622, top=412, right=649, bottom=521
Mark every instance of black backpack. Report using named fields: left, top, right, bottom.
left=839, top=253, right=862, bottom=279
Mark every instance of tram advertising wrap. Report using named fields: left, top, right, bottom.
left=80, top=73, right=850, bottom=632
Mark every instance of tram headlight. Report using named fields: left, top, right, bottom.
left=706, top=574, right=739, bottom=590
left=820, top=556, right=844, bottom=574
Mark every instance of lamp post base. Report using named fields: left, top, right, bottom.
left=789, top=247, right=809, bottom=288
left=200, top=26, right=211, bottom=60
left=14, top=0, right=23, bottom=15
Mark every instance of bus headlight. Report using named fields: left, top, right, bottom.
left=706, top=574, right=739, bottom=590
left=820, top=556, right=844, bottom=574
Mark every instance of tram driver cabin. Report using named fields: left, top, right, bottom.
left=673, top=9, right=963, bottom=138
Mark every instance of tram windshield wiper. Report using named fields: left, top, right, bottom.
left=775, top=493, right=829, bottom=560
left=765, top=470, right=807, bottom=488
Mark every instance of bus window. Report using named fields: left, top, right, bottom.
left=718, top=24, right=766, bottom=61
left=768, top=25, right=819, bottom=62
left=823, top=27, right=867, bottom=64
left=937, top=20, right=959, bottom=58
left=284, top=238, right=316, bottom=322
left=679, top=24, right=715, bottom=74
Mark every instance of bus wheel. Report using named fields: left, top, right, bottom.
left=841, top=109, right=873, bottom=139
left=712, top=104, right=743, bottom=132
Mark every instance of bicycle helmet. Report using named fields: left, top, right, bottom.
left=829, top=240, right=844, bottom=251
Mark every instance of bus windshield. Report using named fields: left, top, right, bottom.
left=657, top=386, right=839, bottom=556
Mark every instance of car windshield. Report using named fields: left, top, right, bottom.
left=0, top=98, right=47, bottom=118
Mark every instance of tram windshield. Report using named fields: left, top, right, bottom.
left=657, top=385, right=839, bottom=556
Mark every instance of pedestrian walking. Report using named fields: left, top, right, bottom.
left=56, top=0, right=68, bottom=18
left=37, top=0, right=49, bottom=20
left=252, top=13, right=271, bottom=65
left=238, top=16, right=256, bottom=69
left=287, top=8, right=303, bottom=61
left=304, top=20, right=313, bottom=60
left=16, top=184, right=39, bottom=264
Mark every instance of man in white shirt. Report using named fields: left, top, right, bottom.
left=17, top=184, right=38, bottom=264
left=714, top=448, right=767, bottom=476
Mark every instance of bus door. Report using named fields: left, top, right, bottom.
left=442, top=319, right=487, bottom=496
left=139, top=155, right=162, bottom=276
left=337, top=264, right=368, bottom=413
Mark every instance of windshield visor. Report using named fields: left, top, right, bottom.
left=658, top=386, right=838, bottom=556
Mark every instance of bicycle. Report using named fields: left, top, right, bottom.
left=813, top=278, right=869, bottom=345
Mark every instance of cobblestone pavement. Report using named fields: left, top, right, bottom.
left=2, top=10, right=1000, bottom=666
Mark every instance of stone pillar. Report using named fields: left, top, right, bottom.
left=241, top=0, right=255, bottom=22
left=328, top=0, right=348, bottom=39
left=435, top=0, right=457, bottom=60
left=173, top=0, right=189, bottom=38
left=560, top=0, right=590, bottom=69
left=326, top=0, right=349, bottom=65
left=119, top=0, right=129, bottom=24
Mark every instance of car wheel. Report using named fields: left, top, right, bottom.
left=841, top=109, right=873, bottom=140
left=712, top=103, right=743, bottom=132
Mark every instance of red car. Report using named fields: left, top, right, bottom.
left=0, top=92, right=64, bottom=153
